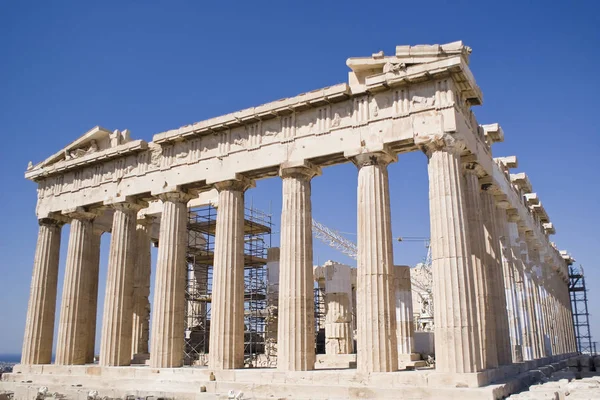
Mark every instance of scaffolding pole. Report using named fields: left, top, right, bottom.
left=569, top=265, right=597, bottom=355
left=184, top=204, right=273, bottom=366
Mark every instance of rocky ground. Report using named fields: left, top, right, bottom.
left=508, top=355, right=600, bottom=400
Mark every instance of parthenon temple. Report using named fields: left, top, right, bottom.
left=5, top=41, right=579, bottom=399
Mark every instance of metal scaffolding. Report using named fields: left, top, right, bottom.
left=314, top=286, right=326, bottom=354
left=569, top=264, right=596, bottom=355
left=184, top=204, right=272, bottom=366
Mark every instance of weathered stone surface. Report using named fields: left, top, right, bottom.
left=425, top=139, right=482, bottom=374
left=324, top=263, right=354, bottom=355
left=481, top=188, right=512, bottom=365
left=277, top=161, right=320, bottom=371
left=99, top=201, right=144, bottom=366
left=393, top=265, right=415, bottom=358
left=56, top=211, right=97, bottom=365
left=86, top=227, right=102, bottom=363
left=131, top=217, right=152, bottom=357
left=208, top=178, right=251, bottom=370
left=463, top=166, right=496, bottom=369
left=21, top=219, right=64, bottom=365
left=351, top=149, right=398, bottom=373
left=149, top=191, right=193, bottom=368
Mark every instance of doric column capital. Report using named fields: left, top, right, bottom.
left=104, top=195, right=148, bottom=212
left=107, top=200, right=148, bottom=213
left=462, top=162, right=480, bottom=176
left=212, top=174, right=254, bottom=192
left=506, top=208, right=520, bottom=223
left=279, top=160, right=321, bottom=180
left=38, top=216, right=66, bottom=228
left=136, top=214, right=155, bottom=227
left=346, top=145, right=397, bottom=169
left=150, top=189, right=194, bottom=204
left=62, top=206, right=102, bottom=221
left=419, top=133, right=465, bottom=158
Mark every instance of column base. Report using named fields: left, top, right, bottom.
left=398, top=353, right=428, bottom=369
left=315, top=354, right=356, bottom=369
left=131, top=353, right=150, bottom=365
left=399, top=353, right=422, bottom=362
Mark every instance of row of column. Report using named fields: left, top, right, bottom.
left=22, top=140, right=576, bottom=374
left=425, top=138, right=576, bottom=374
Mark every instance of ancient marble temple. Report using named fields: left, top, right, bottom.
left=12, top=41, right=577, bottom=399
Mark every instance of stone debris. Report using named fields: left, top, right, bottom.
left=509, top=355, right=600, bottom=400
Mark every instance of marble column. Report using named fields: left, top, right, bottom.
left=541, top=282, right=552, bottom=356
left=150, top=191, right=193, bottom=368
left=208, top=178, right=252, bottom=370
left=266, top=247, right=280, bottom=356
left=323, top=262, right=353, bottom=356
left=463, top=166, right=496, bottom=369
left=524, top=269, right=541, bottom=359
left=56, top=210, right=96, bottom=365
left=425, top=140, right=482, bottom=373
left=555, top=282, right=568, bottom=354
left=481, top=188, right=512, bottom=366
left=85, top=227, right=102, bottom=363
left=497, top=208, right=523, bottom=363
left=527, top=247, right=544, bottom=359
left=548, top=287, right=559, bottom=354
left=351, top=150, right=398, bottom=373
left=277, top=161, right=320, bottom=371
left=100, top=201, right=144, bottom=366
left=131, top=217, right=152, bottom=358
left=21, top=218, right=64, bottom=365
left=517, top=230, right=534, bottom=361
left=393, top=265, right=416, bottom=362
left=560, top=281, right=575, bottom=353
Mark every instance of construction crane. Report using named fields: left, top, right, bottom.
left=311, top=218, right=434, bottom=330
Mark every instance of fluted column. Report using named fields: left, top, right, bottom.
left=21, top=218, right=64, bottom=365
left=350, top=149, right=398, bottom=373
left=526, top=246, right=543, bottom=359
left=323, top=262, right=353, bottom=356
left=266, top=247, right=280, bottom=355
left=497, top=208, right=523, bottom=363
left=540, top=280, right=552, bottom=356
left=393, top=265, right=416, bottom=360
left=208, top=177, right=252, bottom=370
left=565, top=281, right=577, bottom=353
left=85, top=227, right=102, bottom=363
left=548, top=285, right=560, bottom=354
left=425, top=139, right=482, bottom=373
left=99, top=200, right=145, bottom=366
left=516, top=229, right=533, bottom=361
left=131, top=216, right=153, bottom=358
left=524, top=269, right=542, bottom=359
left=481, top=188, right=511, bottom=365
left=533, top=252, right=547, bottom=358
left=463, top=166, right=495, bottom=369
left=56, top=209, right=97, bottom=365
left=277, top=161, right=320, bottom=371
left=558, top=278, right=574, bottom=353
left=150, top=191, right=193, bottom=368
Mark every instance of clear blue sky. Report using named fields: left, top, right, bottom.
left=0, top=1, right=598, bottom=355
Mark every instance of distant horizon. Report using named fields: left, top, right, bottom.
left=0, top=354, right=22, bottom=363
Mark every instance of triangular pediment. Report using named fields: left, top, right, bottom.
left=30, top=126, right=131, bottom=170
